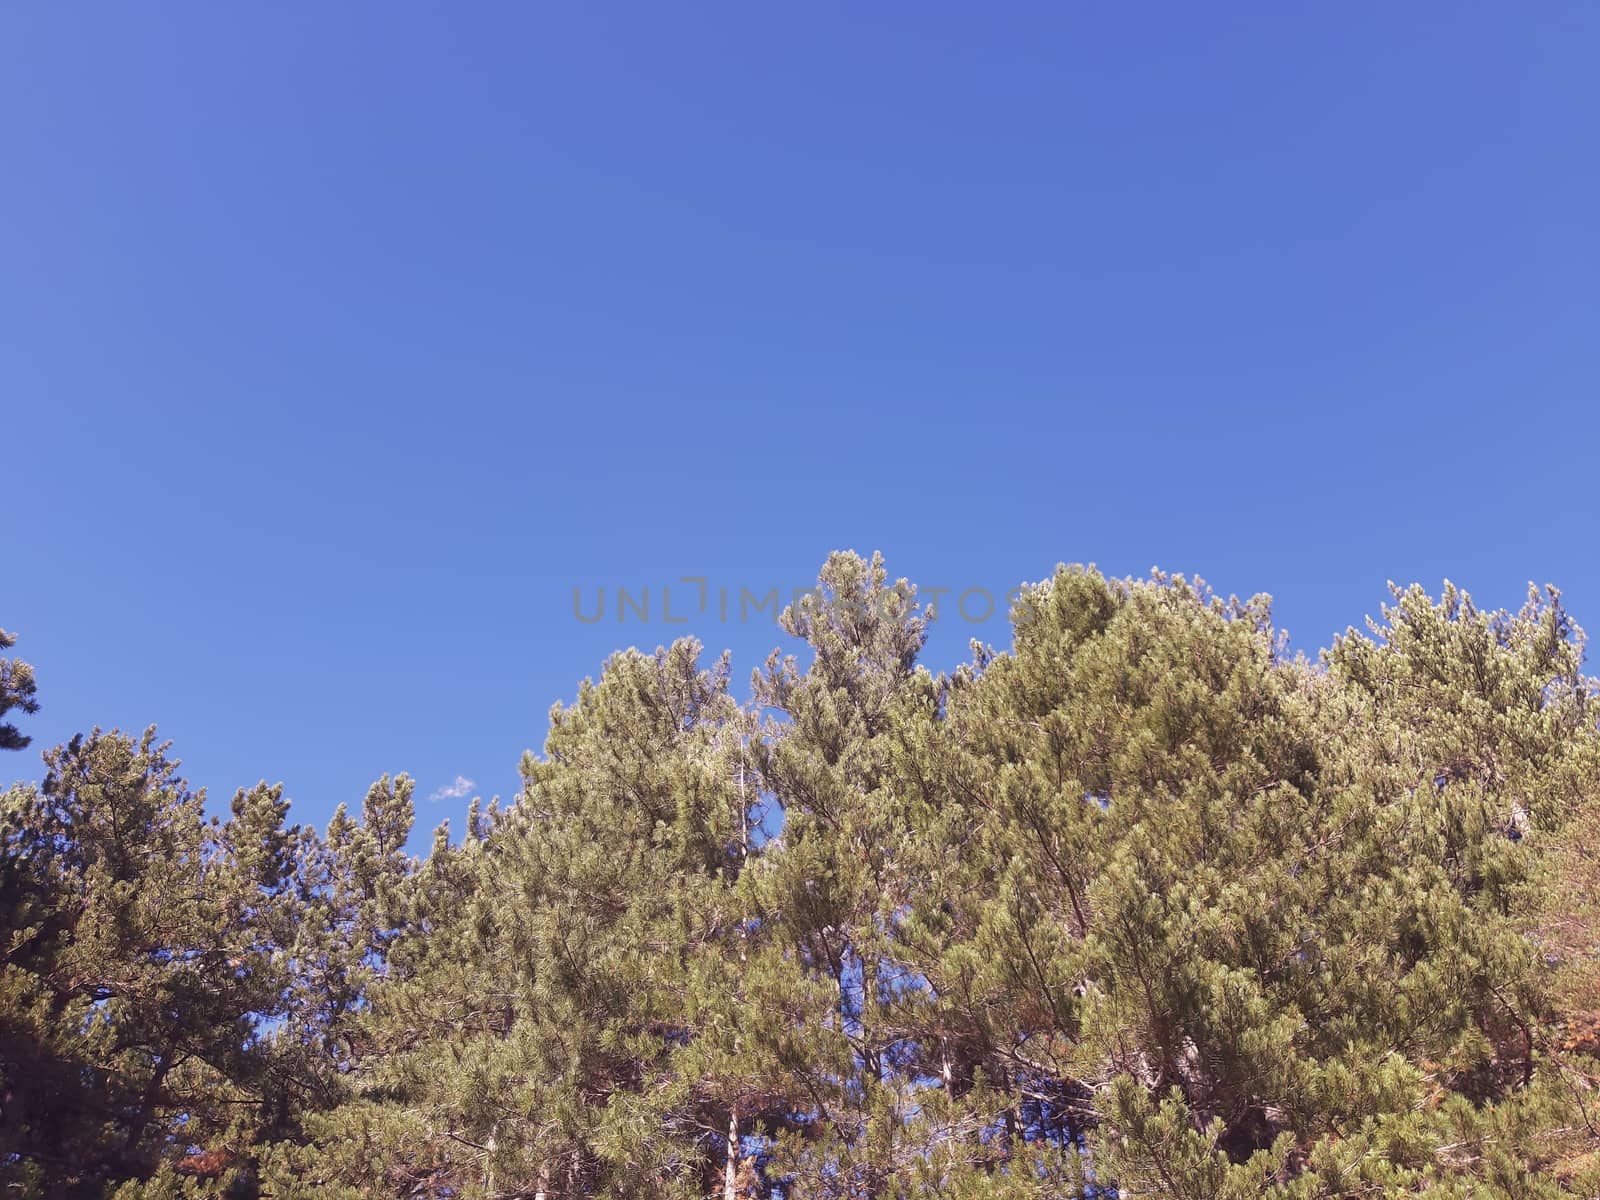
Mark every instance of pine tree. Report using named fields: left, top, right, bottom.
left=291, top=639, right=760, bottom=1198
left=746, top=550, right=942, bottom=1197
left=0, top=730, right=300, bottom=1195
left=6, top=558, right=1600, bottom=1197
left=0, top=626, right=39, bottom=751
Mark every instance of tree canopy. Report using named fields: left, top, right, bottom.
left=3, top=554, right=1598, bottom=1197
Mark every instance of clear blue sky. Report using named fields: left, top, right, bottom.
left=4, top=5, right=1597, bottom=835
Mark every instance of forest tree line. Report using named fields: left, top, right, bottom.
left=3, top=552, right=1599, bottom=1197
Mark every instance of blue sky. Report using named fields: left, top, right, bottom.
left=3, top=5, right=1597, bottom=835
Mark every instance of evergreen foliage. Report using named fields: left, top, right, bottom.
left=0, top=628, right=39, bottom=751
left=4, top=554, right=1599, bottom=1197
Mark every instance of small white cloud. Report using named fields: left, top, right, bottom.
left=429, top=775, right=476, bottom=802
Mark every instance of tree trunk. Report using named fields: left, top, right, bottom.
left=723, top=1106, right=741, bottom=1200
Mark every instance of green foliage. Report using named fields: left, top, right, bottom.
left=4, top=561, right=1599, bottom=1197
left=1, top=730, right=297, bottom=1194
left=0, top=627, right=39, bottom=751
